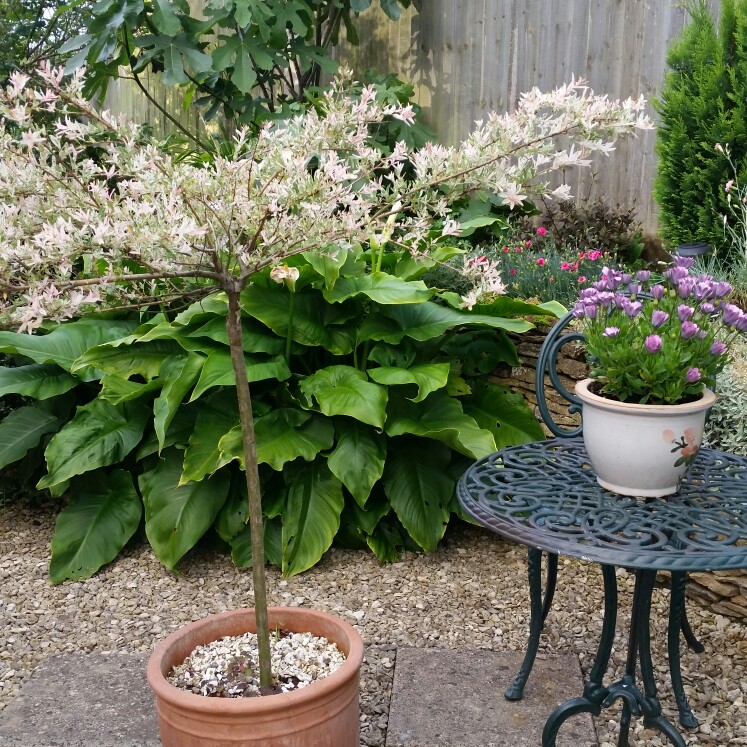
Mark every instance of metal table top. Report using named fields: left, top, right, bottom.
left=456, top=437, right=747, bottom=572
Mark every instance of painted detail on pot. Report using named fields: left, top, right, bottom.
left=575, top=378, right=716, bottom=498
left=663, top=428, right=702, bottom=468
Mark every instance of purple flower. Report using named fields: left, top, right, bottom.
left=621, top=273, right=632, bottom=284
left=650, top=284, right=665, bottom=300
left=710, top=340, right=727, bottom=355
left=700, top=302, right=715, bottom=314
left=651, top=310, right=669, bottom=327
left=677, top=305, right=694, bottom=322
left=603, top=326, right=620, bottom=337
left=628, top=282, right=641, bottom=296
left=694, top=281, right=715, bottom=300
left=680, top=321, right=699, bottom=340
left=686, top=367, right=701, bottom=383
left=571, top=304, right=585, bottom=319
left=665, top=266, right=689, bottom=284
left=623, top=300, right=642, bottom=318
left=636, top=270, right=651, bottom=282
left=722, top=303, right=743, bottom=326
left=598, top=267, right=623, bottom=291
left=738, top=315, right=747, bottom=333
left=677, top=278, right=695, bottom=299
left=674, top=256, right=695, bottom=270
left=583, top=304, right=598, bottom=320
left=714, top=281, right=732, bottom=298
left=645, top=335, right=662, bottom=354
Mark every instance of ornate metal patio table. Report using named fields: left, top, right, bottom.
left=456, top=437, right=747, bottom=747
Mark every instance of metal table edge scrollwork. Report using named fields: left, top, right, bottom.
left=457, top=437, right=747, bottom=747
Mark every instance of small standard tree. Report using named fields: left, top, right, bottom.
left=0, top=66, right=650, bottom=689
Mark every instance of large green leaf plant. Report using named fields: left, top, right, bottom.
left=0, top=252, right=556, bottom=581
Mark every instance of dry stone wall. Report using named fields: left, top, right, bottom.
left=491, top=326, right=747, bottom=622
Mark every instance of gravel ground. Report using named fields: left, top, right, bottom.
left=2, top=496, right=747, bottom=746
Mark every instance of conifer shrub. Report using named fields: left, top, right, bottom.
left=654, top=0, right=747, bottom=261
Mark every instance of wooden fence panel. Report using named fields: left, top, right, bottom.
left=338, top=0, right=721, bottom=236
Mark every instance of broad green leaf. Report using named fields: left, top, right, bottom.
left=140, top=449, right=230, bottom=569
left=49, top=470, right=141, bottom=583
left=189, top=350, right=291, bottom=401
left=135, top=321, right=223, bottom=354
left=327, top=420, right=386, bottom=507
left=383, top=439, right=453, bottom=552
left=136, top=407, right=196, bottom=460
left=441, top=330, right=519, bottom=374
left=0, top=406, right=60, bottom=470
left=472, top=296, right=564, bottom=318
left=0, top=318, right=138, bottom=379
left=359, top=302, right=533, bottom=344
left=385, top=391, right=496, bottom=459
left=99, top=375, right=161, bottom=403
left=231, top=518, right=283, bottom=568
left=241, top=285, right=357, bottom=355
left=324, top=272, right=433, bottom=305
left=349, top=491, right=390, bottom=534
left=462, top=380, right=545, bottom=448
left=365, top=514, right=417, bottom=563
left=152, top=0, right=181, bottom=34
left=232, top=48, right=258, bottom=92
left=379, top=0, right=405, bottom=20
left=39, top=400, right=148, bottom=489
left=0, top=364, right=78, bottom=399
left=302, top=247, right=348, bottom=291
left=212, top=34, right=240, bottom=71
left=154, top=354, right=204, bottom=451
left=173, top=294, right=228, bottom=325
left=282, top=462, right=344, bottom=577
left=162, top=44, right=188, bottom=84
left=214, top=478, right=248, bottom=542
left=181, top=392, right=239, bottom=483
left=538, top=300, right=568, bottom=317
left=300, top=366, right=387, bottom=429
left=219, top=409, right=334, bottom=472
left=186, top=318, right=285, bottom=354
left=73, top=339, right=184, bottom=380
left=368, top=363, right=450, bottom=403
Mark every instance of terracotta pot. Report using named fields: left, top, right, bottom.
left=147, top=607, right=364, bottom=747
left=575, top=378, right=716, bottom=497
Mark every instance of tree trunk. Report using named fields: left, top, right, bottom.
left=225, top=289, right=273, bottom=689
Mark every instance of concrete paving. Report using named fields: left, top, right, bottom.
left=0, top=649, right=596, bottom=746
left=385, top=648, right=597, bottom=747
left=0, top=654, right=159, bottom=747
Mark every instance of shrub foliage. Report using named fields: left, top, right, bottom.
left=654, top=0, right=747, bottom=258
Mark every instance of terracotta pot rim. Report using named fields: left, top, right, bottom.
left=575, top=378, right=716, bottom=415
left=147, top=606, right=364, bottom=715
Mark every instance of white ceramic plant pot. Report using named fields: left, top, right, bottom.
left=575, top=378, right=717, bottom=498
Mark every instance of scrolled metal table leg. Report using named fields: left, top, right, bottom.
left=677, top=572, right=705, bottom=653
left=505, top=547, right=544, bottom=700
left=636, top=570, right=687, bottom=747
left=669, top=571, right=699, bottom=728
left=541, top=552, right=558, bottom=625
left=542, top=564, right=617, bottom=746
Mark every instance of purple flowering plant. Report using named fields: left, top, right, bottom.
left=572, top=257, right=747, bottom=404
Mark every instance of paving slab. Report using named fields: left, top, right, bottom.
left=386, top=648, right=597, bottom=747
left=0, top=653, right=160, bottom=747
